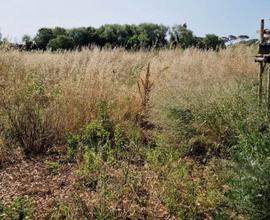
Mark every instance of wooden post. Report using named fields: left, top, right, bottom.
left=268, top=68, right=270, bottom=114
left=259, top=63, right=264, bottom=106
left=258, top=19, right=265, bottom=106
left=260, top=19, right=265, bottom=43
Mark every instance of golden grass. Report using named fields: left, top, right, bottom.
left=0, top=46, right=257, bottom=145
left=0, top=46, right=259, bottom=218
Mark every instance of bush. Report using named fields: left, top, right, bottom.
left=163, top=80, right=270, bottom=219
left=0, top=197, right=33, bottom=220
left=0, top=79, right=54, bottom=156
left=228, top=103, right=270, bottom=219
left=188, top=84, right=270, bottom=219
left=44, top=160, right=60, bottom=175
left=65, top=120, right=110, bottom=162
left=81, top=121, right=109, bottom=152
left=76, top=148, right=103, bottom=191
left=47, top=35, right=74, bottom=51
left=153, top=77, right=256, bottom=218
left=65, top=134, right=80, bottom=161
left=65, top=101, right=130, bottom=162
left=44, top=203, right=74, bottom=220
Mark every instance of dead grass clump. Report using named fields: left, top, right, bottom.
left=136, top=62, right=156, bottom=140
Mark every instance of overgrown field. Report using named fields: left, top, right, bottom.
left=0, top=46, right=269, bottom=219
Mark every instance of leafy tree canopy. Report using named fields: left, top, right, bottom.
left=26, top=23, right=251, bottom=51
left=34, top=28, right=54, bottom=50
left=169, top=24, right=197, bottom=49
left=203, top=34, right=225, bottom=50
left=47, top=35, right=74, bottom=51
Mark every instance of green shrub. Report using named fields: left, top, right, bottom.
left=65, top=134, right=80, bottom=161
left=190, top=83, right=270, bottom=219
left=65, top=120, right=110, bottom=163
left=159, top=81, right=270, bottom=219
left=76, top=141, right=105, bottom=191
left=113, top=125, right=128, bottom=149
left=98, top=100, right=113, bottom=133
left=44, top=160, right=60, bottom=175
left=0, top=197, right=33, bottom=220
left=228, top=107, right=270, bottom=219
left=81, top=120, right=109, bottom=152
left=167, top=107, right=195, bottom=139
left=47, top=35, right=74, bottom=51
left=83, top=147, right=102, bottom=172
left=44, top=203, right=74, bottom=220
left=65, top=101, right=131, bottom=163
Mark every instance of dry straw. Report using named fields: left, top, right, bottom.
left=0, top=46, right=257, bottom=146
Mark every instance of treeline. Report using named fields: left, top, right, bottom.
left=19, top=23, right=226, bottom=51
left=0, top=23, right=252, bottom=51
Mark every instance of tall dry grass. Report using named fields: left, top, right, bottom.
left=0, top=46, right=257, bottom=153
left=0, top=46, right=263, bottom=219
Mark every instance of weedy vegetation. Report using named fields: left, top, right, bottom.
left=0, top=45, right=269, bottom=219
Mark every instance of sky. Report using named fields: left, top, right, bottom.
left=0, top=0, right=270, bottom=42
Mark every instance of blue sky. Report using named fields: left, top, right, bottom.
left=0, top=0, right=270, bottom=42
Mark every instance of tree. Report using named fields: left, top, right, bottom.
left=169, top=24, right=197, bottom=49
left=194, top=37, right=205, bottom=49
left=228, top=35, right=238, bottom=41
left=34, top=28, right=54, bottom=50
left=238, top=35, right=249, bottom=41
left=122, top=24, right=138, bottom=49
left=117, top=25, right=137, bottom=48
left=136, top=33, right=151, bottom=48
left=96, top=24, right=124, bottom=47
left=126, top=35, right=140, bottom=50
left=53, top=27, right=67, bottom=38
left=27, top=23, right=231, bottom=51
left=222, top=35, right=250, bottom=45
left=86, top=26, right=98, bottom=45
left=95, top=23, right=168, bottom=49
left=68, top=27, right=96, bottom=48
left=137, top=23, right=168, bottom=48
left=47, top=35, right=74, bottom=51
left=203, top=34, right=225, bottom=50
left=22, top=35, right=34, bottom=50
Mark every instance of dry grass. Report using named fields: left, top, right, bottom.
left=0, top=46, right=259, bottom=219
left=0, top=46, right=256, bottom=140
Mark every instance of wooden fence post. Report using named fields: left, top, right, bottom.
left=259, top=63, right=264, bottom=106
left=260, top=19, right=265, bottom=43
left=267, top=69, right=270, bottom=114
left=258, top=19, right=265, bottom=106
